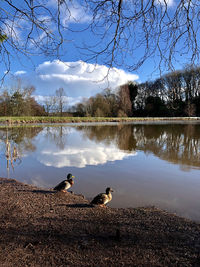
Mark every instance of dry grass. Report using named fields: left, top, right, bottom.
left=0, top=116, right=199, bottom=126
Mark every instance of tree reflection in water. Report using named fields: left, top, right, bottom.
left=0, top=123, right=200, bottom=172
left=77, top=123, right=200, bottom=169
left=43, top=126, right=68, bottom=150
left=0, top=126, right=43, bottom=177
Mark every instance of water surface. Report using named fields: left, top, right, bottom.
left=0, top=122, right=200, bottom=221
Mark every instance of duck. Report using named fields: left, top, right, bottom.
left=90, top=187, right=114, bottom=207
left=53, top=173, right=75, bottom=192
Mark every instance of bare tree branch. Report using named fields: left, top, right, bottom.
left=1, top=0, right=200, bottom=83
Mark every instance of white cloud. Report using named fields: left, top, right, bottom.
left=62, top=2, right=91, bottom=25
left=30, top=60, right=138, bottom=104
left=13, top=60, right=138, bottom=106
left=14, top=70, right=26, bottom=75
left=156, top=0, right=175, bottom=7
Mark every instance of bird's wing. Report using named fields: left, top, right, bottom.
left=54, top=180, right=65, bottom=191
left=91, top=193, right=107, bottom=205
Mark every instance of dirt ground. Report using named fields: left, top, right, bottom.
left=0, top=178, right=200, bottom=267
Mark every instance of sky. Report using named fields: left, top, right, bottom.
left=0, top=0, right=195, bottom=107
left=9, top=60, right=139, bottom=106
left=0, top=0, right=140, bottom=106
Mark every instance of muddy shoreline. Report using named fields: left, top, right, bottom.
left=0, top=177, right=200, bottom=266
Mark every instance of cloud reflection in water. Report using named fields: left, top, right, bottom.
left=37, top=129, right=136, bottom=168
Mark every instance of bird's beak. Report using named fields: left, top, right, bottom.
left=72, top=176, right=75, bottom=178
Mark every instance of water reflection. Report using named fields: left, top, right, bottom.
left=78, top=124, right=137, bottom=152
left=0, top=122, right=200, bottom=221
left=37, top=126, right=135, bottom=168
left=0, top=123, right=200, bottom=171
left=0, top=126, right=43, bottom=153
left=44, top=126, right=68, bottom=150
left=135, top=124, right=200, bottom=169
left=0, top=126, right=43, bottom=177
left=77, top=123, right=200, bottom=169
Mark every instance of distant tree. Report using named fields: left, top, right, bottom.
left=161, top=66, right=200, bottom=116
left=28, top=97, right=46, bottom=116
left=91, top=94, right=111, bottom=117
left=55, top=88, right=67, bottom=116
left=118, top=84, right=132, bottom=116
left=22, top=86, right=36, bottom=115
left=145, top=96, right=168, bottom=117
left=182, top=67, right=197, bottom=102
left=163, top=71, right=183, bottom=103
left=73, top=88, right=120, bottom=117
left=0, top=90, right=10, bottom=115
left=72, top=65, right=200, bottom=118
left=135, top=82, right=150, bottom=114
left=10, top=91, right=25, bottom=116
left=94, top=107, right=105, bottom=117
left=117, top=109, right=128, bottom=117
left=185, top=101, right=196, bottom=117
left=128, top=82, right=138, bottom=113
left=169, top=99, right=186, bottom=117
left=44, top=96, right=57, bottom=116
left=74, top=103, right=86, bottom=117
left=102, top=88, right=119, bottom=117
left=0, top=85, right=45, bottom=116
left=193, top=96, right=200, bottom=117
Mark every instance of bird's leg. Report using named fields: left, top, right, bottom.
left=61, top=190, right=67, bottom=193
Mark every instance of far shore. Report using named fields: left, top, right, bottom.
left=0, top=177, right=200, bottom=266
left=0, top=116, right=200, bottom=125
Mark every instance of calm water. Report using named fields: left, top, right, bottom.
left=0, top=122, right=200, bottom=221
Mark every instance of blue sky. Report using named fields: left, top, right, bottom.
left=0, top=0, right=193, bottom=106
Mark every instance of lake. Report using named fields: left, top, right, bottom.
left=0, top=122, right=200, bottom=221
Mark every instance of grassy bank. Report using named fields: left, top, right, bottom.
left=0, top=177, right=200, bottom=266
left=0, top=116, right=200, bottom=124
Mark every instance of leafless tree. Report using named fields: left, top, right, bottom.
left=44, top=95, right=57, bottom=115
left=0, top=0, right=80, bottom=81
left=1, top=0, right=200, bottom=81
left=83, top=0, right=200, bottom=72
left=55, top=87, right=67, bottom=116
left=118, top=84, right=132, bottom=116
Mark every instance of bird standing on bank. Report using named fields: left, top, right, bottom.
left=90, top=187, right=114, bottom=207
left=53, top=173, right=75, bottom=192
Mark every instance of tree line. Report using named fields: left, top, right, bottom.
left=0, top=66, right=200, bottom=117
left=0, top=86, right=46, bottom=116
left=0, top=86, right=67, bottom=117
left=73, top=66, right=200, bottom=117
